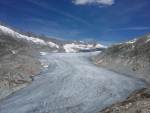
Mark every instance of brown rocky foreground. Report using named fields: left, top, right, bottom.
left=99, top=88, right=150, bottom=113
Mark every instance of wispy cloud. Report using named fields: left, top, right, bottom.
left=108, top=27, right=150, bottom=31
left=26, top=0, right=91, bottom=26
left=24, top=17, right=83, bottom=40
left=72, top=0, right=114, bottom=6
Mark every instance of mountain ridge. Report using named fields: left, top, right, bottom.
left=95, top=34, right=150, bottom=83
left=0, top=24, right=106, bottom=53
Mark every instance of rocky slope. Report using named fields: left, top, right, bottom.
left=95, top=34, right=150, bottom=113
left=95, top=34, right=150, bottom=83
left=0, top=34, right=42, bottom=100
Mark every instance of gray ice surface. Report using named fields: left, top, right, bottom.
left=0, top=52, right=146, bottom=113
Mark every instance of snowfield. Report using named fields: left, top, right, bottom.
left=0, top=52, right=145, bottom=113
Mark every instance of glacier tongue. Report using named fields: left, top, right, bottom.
left=0, top=52, right=145, bottom=113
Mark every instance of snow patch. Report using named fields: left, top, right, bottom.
left=40, top=52, right=47, bottom=56
left=126, top=39, right=137, bottom=44
left=146, top=35, right=150, bottom=43
left=63, top=43, right=78, bottom=53
left=47, top=42, right=59, bottom=48
left=40, top=59, right=49, bottom=68
left=11, top=50, right=16, bottom=54
left=95, top=44, right=107, bottom=48
left=146, top=38, right=150, bottom=43
left=79, top=41, right=84, bottom=43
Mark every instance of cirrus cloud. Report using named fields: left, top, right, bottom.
left=72, top=0, right=114, bottom=6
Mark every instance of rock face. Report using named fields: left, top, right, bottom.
left=95, top=34, right=150, bottom=113
left=95, top=34, right=150, bottom=83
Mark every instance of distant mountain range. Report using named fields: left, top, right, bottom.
left=0, top=24, right=106, bottom=53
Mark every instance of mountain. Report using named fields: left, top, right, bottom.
left=0, top=25, right=106, bottom=53
left=95, top=34, right=150, bottom=113
left=95, top=34, right=150, bottom=83
left=0, top=25, right=63, bottom=53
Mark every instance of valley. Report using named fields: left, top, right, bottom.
left=0, top=52, right=145, bottom=113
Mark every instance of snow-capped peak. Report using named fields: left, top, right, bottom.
left=63, top=43, right=106, bottom=53
left=47, top=42, right=59, bottom=48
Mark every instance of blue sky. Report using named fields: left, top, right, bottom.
left=0, top=0, right=150, bottom=45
